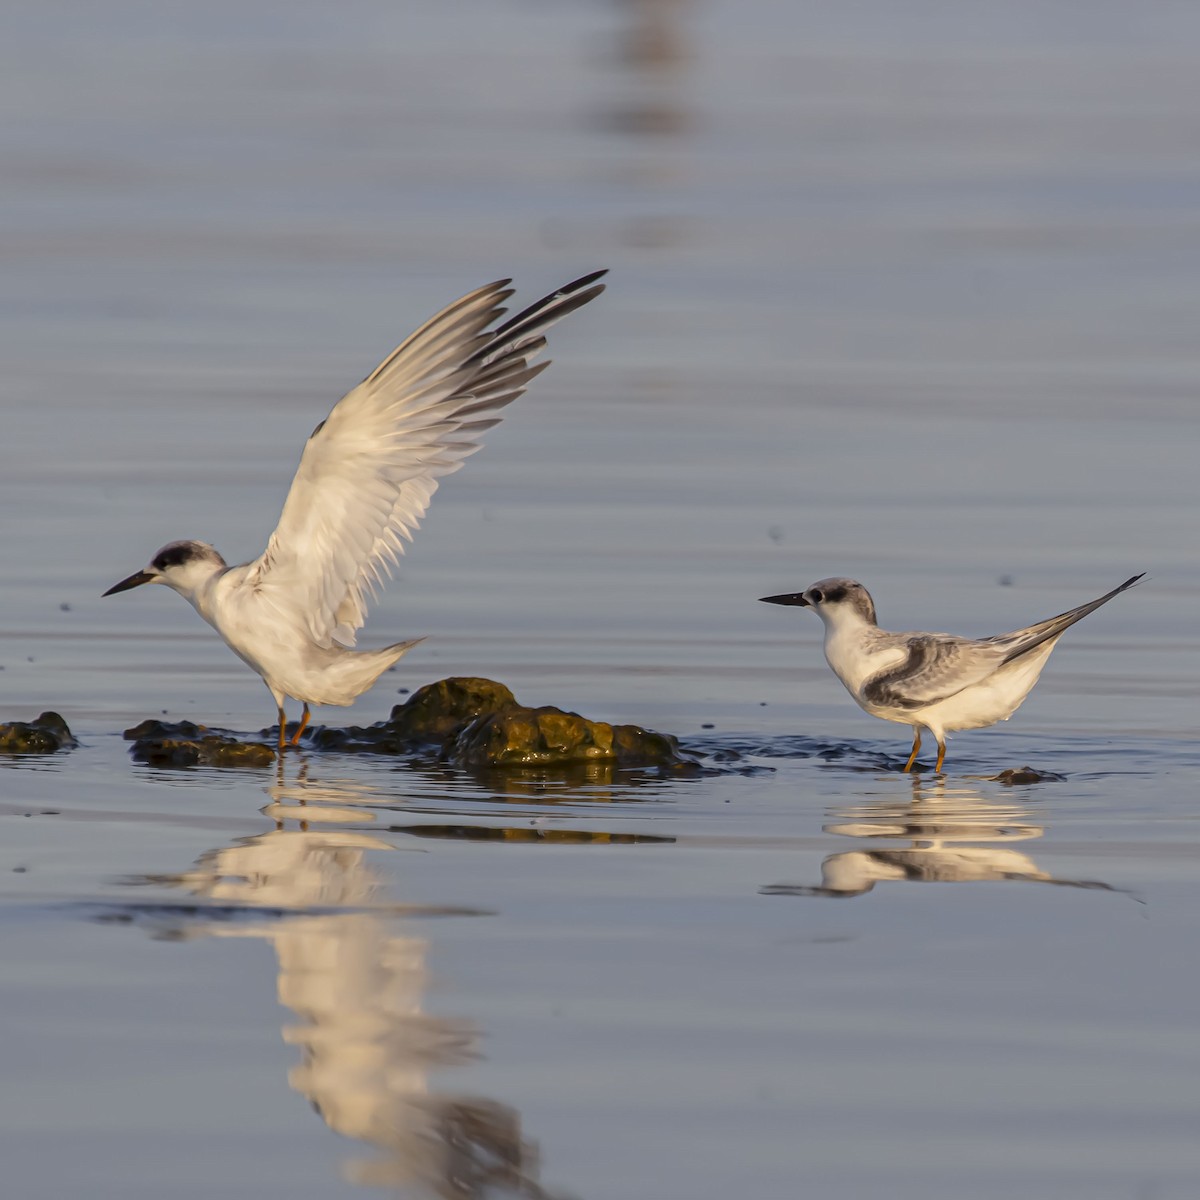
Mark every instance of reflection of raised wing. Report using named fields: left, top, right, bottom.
left=763, top=778, right=1119, bottom=900
left=144, top=819, right=563, bottom=1198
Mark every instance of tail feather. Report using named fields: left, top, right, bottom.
left=321, top=637, right=425, bottom=705
left=994, top=574, right=1144, bottom=665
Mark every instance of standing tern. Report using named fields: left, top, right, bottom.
left=760, top=574, right=1143, bottom=772
left=104, top=270, right=607, bottom=750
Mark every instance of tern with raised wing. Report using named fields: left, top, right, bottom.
left=104, top=271, right=607, bottom=749
left=760, top=574, right=1143, bottom=772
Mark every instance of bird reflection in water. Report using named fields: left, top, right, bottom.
left=763, top=775, right=1120, bottom=899
left=136, top=768, right=567, bottom=1199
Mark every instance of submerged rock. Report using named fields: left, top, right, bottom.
left=989, top=766, right=1066, bottom=785
left=311, top=676, right=693, bottom=771
left=124, top=720, right=275, bottom=768
left=124, top=718, right=205, bottom=741
left=0, top=711, right=77, bottom=754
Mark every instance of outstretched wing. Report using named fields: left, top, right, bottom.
left=861, top=635, right=1006, bottom=710
left=244, top=271, right=606, bottom=647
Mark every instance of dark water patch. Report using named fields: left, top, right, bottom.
left=689, top=730, right=1200, bottom=784
left=681, top=732, right=838, bottom=760
left=683, top=732, right=910, bottom=772
left=78, top=898, right=493, bottom=928
left=391, top=822, right=675, bottom=846
left=760, top=871, right=1129, bottom=900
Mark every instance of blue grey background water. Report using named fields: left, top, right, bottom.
left=2, top=2, right=1199, bottom=1197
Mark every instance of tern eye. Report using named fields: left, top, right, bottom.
left=809, top=589, right=824, bottom=604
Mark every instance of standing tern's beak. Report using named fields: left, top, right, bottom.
left=103, top=570, right=156, bottom=597
left=759, top=592, right=809, bottom=607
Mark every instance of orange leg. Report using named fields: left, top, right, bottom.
left=934, top=738, right=946, bottom=773
left=288, top=703, right=311, bottom=747
left=902, top=728, right=922, bottom=773
left=276, top=705, right=287, bottom=754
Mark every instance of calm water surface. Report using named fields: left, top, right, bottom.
left=2, top=2, right=1199, bottom=1198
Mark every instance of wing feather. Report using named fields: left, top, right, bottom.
left=245, top=271, right=606, bottom=647
left=862, top=574, right=1143, bottom=710
left=861, top=636, right=1005, bottom=710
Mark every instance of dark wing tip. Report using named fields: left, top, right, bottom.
left=561, top=268, right=609, bottom=291
left=489, top=271, right=608, bottom=341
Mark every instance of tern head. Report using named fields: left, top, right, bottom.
left=103, top=540, right=227, bottom=598
left=759, top=577, right=878, bottom=627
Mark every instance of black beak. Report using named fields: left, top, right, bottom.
left=103, top=570, right=156, bottom=597
left=759, top=592, right=809, bottom=607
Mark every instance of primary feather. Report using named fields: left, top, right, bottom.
left=245, top=271, right=607, bottom=649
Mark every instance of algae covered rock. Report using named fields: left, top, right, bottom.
left=124, top=718, right=205, bottom=741
left=310, top=676, right=692, bottom=771
left=452, top=704, right=683, bottom=769
left=124, top=719, right=275, bottom=768
left=311, top=676, right=516, bottom=753
left=391, top=676, right=518, bottom=744
left=0, top=711, right=77, bottom=754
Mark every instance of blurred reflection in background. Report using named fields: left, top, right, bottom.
left=605, top=0, right=693, bottom=135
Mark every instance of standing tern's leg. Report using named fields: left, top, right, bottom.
left=289, top=704, right=311, bottom=747
left=902, top=727, right=922, bottom=773
left=934, top=737, right=947, bottom=774
left=276, top=704, right=287, bottom=754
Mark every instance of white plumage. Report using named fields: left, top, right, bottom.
left=761, top=573, right=1143, bottom=772
left=105, top=271, right=606, bottom=748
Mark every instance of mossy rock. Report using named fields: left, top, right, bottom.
left=0, top=711, right=76, bottom=754
left=124, top=718, right=205, bottom=741
left=391, top=677, right=518, bottom=742
left=309, top=677, right=518, bottom=752
left=124, top=719, right=275, bottom=768
left=308, top=677, right=691, bottom=771
left=452, top=704, right=685, bottom=769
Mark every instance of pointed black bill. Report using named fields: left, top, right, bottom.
left=759, top=592, right=809, bottom=607
left=103, top=570, right=155, bottom=597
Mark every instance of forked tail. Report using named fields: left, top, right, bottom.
left=996, top=573, right=1144, bottom=665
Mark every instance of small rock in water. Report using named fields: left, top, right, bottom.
left=990, top=765, right=1065, bottom=785
left=0, top=712, right=77, bottom=755
left=124, top=719, right=275, bottom=768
